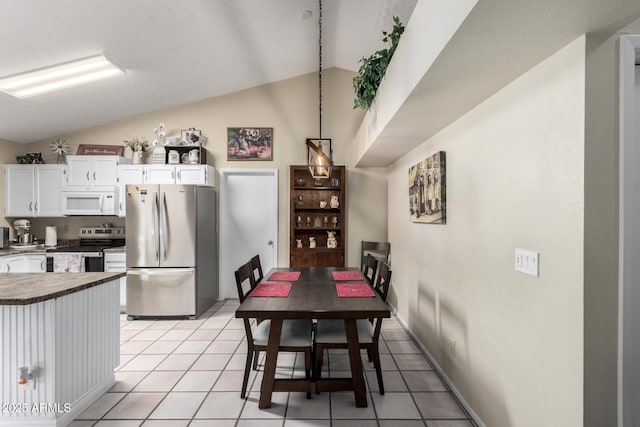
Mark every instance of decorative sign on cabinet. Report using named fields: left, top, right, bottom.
left=289, top=165, right=345, bottom=267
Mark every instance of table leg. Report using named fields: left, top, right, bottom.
left=344, top=319, right=367, bottom=407
left=259, top=318, right=283, bottom=409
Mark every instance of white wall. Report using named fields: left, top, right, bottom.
left=20, top=69, right=382, bottom=267
left=387, top=37, right=586, bottom=427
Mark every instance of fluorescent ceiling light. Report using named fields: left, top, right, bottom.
left=0, top=55, right=124, bottom=99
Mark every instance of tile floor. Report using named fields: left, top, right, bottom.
left=71, top=300, right=477, bottom=427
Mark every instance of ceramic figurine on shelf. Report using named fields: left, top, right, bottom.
left=330, top=194, right=339, bottom=208
left=309, top=237, right=316, bottom=248
left=296, top=238, right=303, bottom=248
left=332, top=216, right=338, bottom=227
left=326, top=231, right=337, bottom=248
left=320, top=200, right=327, bottom=208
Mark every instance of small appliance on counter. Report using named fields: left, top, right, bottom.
left=13, top=219, right=33, bottom=246
left=0, top=227, right=9, bottom=249
left=45, top=225, right=57, bottom=247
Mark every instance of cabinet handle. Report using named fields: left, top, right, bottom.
left=34, top=202, right=38, bottom=212
left=120, top=202, right=123, bottom=212
left=93, top=171, right=96, bottom=181
left=86, top=171, right=90, bottom=181
left=172, top=170, right=175, bottom=180
left=29, top=202, right=33, bottom=212
left=177, top=170, right=181, bottom=180
left=41, top=259, right=44, bottom=271
left=7, top=264, right=10, bottom=273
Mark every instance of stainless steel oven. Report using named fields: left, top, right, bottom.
left=46, top=227, right=125, bottom=272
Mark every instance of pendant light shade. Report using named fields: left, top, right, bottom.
left=306, top=138, right=332, bottom=179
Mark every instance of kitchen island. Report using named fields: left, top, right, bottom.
left=0, top=272, right=124, bottom=427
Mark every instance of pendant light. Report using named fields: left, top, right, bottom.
left=307, top=0, right=333, bottom=180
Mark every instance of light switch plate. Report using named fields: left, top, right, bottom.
left=515, top=248, right=539, bottom=277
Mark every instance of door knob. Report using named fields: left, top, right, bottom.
left=268, top=240, right=274, bottom=246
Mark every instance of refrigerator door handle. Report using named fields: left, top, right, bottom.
left=152, top=192, right=159, bottom=261
left=127, top=268, right=194, bottom=275
left=161, top=192, right=169, bottom=261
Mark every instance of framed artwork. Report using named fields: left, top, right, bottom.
left=181, top=128, right=202, bottom=145
left=408, top=151, right=446, bottom=224
left=227, top=127, right=273, bottom=161
left=76, top=144, right=124, bottom=156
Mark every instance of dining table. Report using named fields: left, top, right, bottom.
left=235, top=266, right=390, bottom=409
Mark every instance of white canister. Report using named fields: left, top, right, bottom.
left=168, top=150, right=180, bottom=164
left=45, top=226, right=57, bottom=247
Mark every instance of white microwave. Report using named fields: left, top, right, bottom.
left=62, top=190, right=117, bottom=215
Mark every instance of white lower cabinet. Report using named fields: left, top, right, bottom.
left=0, top=253, right=46, bottom=272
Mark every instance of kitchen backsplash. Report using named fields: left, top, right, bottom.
left=25, top=217, right=125, bottom=241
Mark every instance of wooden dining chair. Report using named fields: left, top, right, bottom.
left=250, top=254, right=264, bottom=285
left=362, top=254, right=379, bottom=286
left=235, top=262, right=313, bottom=399
left=361, top=241, right=391, bottom=270
left=314, top=262, right=392, bottom=394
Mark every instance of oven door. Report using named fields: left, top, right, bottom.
left=46, top=252, right=104, bottom=272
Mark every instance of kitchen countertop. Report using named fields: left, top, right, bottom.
left=0, top=245, right=47, bottom=256
left=0, top=272, right=126, bottom=305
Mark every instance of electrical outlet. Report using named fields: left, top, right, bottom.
left=448, top=338, right=455, bottom=357
left=63, top=223, right=69, bottom=233
left=515, top=248, right=539, bottom=277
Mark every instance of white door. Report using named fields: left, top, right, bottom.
left=66, top=156, right=93, bottom=187
left=219, top=169, right=278, bottom=299
left=144, top=165, right=176, bottom=184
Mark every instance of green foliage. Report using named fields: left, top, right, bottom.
left=353, top=16, right=405, bottom=110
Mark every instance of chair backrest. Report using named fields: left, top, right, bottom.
left=373, top=262, right=392, bottom=302
left=362, top=254, right=379, bottom=285
left=250, top=254, right=264, bottom=284
left=234, top=261, right=256, bottom=303
left=361, top=241, right=391, bottom=271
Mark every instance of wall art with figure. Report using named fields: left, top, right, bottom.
left=408, top=151, right=446, bottom=224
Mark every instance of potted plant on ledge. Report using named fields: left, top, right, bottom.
left=353, top=16, right=405, bottom=110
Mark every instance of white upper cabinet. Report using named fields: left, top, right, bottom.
left=116, top=164, right=214, bottom=217
left=66, top=155, right=125, bottom=188
left=4, top=164, right=65, bottom=217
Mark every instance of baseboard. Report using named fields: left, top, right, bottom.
left=56, top=374, right=116, bottom=426
left=387, top=301, right=486, bottom=427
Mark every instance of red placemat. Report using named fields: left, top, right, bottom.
left=251, top=283, right=292, bottom=297
left=267, top=271, right=301, bottom=282
left=332, top=271, right=364, bottom=281
left=336, top=283, right=376, bottom=298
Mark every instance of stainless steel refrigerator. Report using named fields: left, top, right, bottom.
left=125, top=184, right=217, bottom=319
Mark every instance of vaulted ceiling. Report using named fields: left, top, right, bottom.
left=0, top=0, right=417, bottom=143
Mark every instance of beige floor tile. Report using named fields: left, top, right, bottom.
left=173, top=370, right=221, bottom=391
left=365, top=369, right=408, bottom=392
left=94, top=421, right=142, bottom=427
left=191, top=353, right=233, bottom=370
left=195, top=391, right=245, bottom=419
left=155, top=354, right=199, bottom=371
left=402, top=371, right=448, bottom=392
left=129, top=329, right=167, bottom=341
left=120, top=340, right=153, bottom=354
left=110, top=371, right=148, bottom=392
left=200, top=319, right=230, bottom=329
left=68, top=421, right=96, bottom=427
left=141, top=420, right=190, bottom=427
left=149, top=391, right=206, bottom=419
left=119, top=354, right=166, bottom=371
left=378, top=421, right=426, bottom=427
left=158, top=329, right=193, bottom=341
left=115, top=354, right=135, bottom=371
left=381, top=329, right=412, bottom=340
left=121, top=320, right=156, bottom=330
left=103, top=392, right=166, bottom=419
left=237, top=421, right=284, bottom=427
left=286, top=390, right=330, bottom=419
left=205, top=340, right=240, bottom=353
left=330, top=392, right=376, bottom=419
left=141, top=340, right=183, bottom=355
left=77, top=392, right=126, bottom=419
left=425, top=421, right=474, bottom=427
left=216, top=329, right=245, bottom=340
left=189, top=420, right=236, bottom=427
left=412, top=392, right=467, bottom=420
left=147, top=320, right=180, bottom=330
left=393, top=354, right=433, bottom=371
left=133, top=370, right=184, bottom=392
left=211, top=369, right=250, bottom=392
left=120, top=330, right=141, bottom=341
left=333, top=421, right=381, bottom=427
left=225, top=318, right=246, bottom=329
left=386, top=340, right=422, bottom=354
left=225, top=352, right=252, bottom=370
left=173, top=319, right=206, bottom=330
left=284, top=420, right=331, bottom=427
left=189, top=328, right=222, bottom=340
left=240, top=391, right=288, bottom=419
left=174, top=340, right=211, bottom=354
left=371, top=392, right=421, bottom=419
